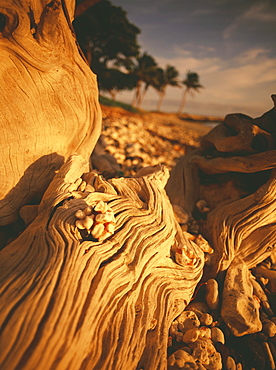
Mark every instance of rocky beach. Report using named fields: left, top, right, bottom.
left=92, top=105, right=223, bottom=177
left=91, top=104, right=276, bottom=370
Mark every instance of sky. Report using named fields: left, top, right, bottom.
left=110, top=0, right=276, bottom=117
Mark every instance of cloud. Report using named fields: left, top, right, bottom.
left=112, top=0, right=276, bottom=116
left=234, top=48, right=271, bottom=64
left=242, top=2, right=276, bottom=22
left=172, top=44, right=217, bottom=58
left=223, top=2, right=276, bottom=40
left=147, top=47, right=276, bottom=116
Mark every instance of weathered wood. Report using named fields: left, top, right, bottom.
left=0, top=155, right=205, bottom=370
left=207, top=170, right=276, bottom=272
left=191, top=149, right=276, bottom=174
left=200, top=114, right=274, bottom=155
left=0, top=0, right=102, bottom=226
left=165, top=149, right=201, bottom=222
left=166, top=98, right=276, bottom=279
left=165, top=99, right=276, bottom=343
left=1, top=0, right=276, bottom=367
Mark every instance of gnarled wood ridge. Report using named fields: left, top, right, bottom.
left=0, top=1, right=275, bottom=369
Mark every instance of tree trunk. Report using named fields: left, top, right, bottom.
left=156, top=90, right=165, bottom=112
left=109, top=89, right=117, bottom=101
left=132, top=80, right=142, bottom=107
left=177, top=87, right=189, bottom=114
left=0, top=0, right=102, bottom=227
left=136, top=84, right=149, bottom=108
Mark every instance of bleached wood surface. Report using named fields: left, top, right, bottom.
left=0, top=0, right=101, bottom=225
left=1, top=0, right=275, bottom=367
left=0, top=155, right=205, bottom=370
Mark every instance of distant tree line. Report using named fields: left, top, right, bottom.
left=74, top=0, right=203, bottom=112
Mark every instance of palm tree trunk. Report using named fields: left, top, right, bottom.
left=177, top=87, right=189, bottom=114
left=132, top=80, right=142, bottom=107
left=156, top=90, right=165, bottom=112
left=110, top=89, right=117, bottom=101
left=137, top=84, right=149, bottom=108
left=131, top=90, right=137, bottom=106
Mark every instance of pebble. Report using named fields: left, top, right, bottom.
left=168, top=349, right=198, bottom=369
left=200, top=313, right=213, bottom=326
left=190, top=338, right=222, bottom=370
left=99, top=107, right=276, bottom=370
left=211, top=327, right=225, bottom=344
left=262, top=342, right=276, bottom=370
left=256, top=332, right=269, bottom=342
left=205, top=279, right=219, bottom=310
left=183, top=328, right=201, bottom=343
left=99, top=108, right=189, bottom=177
left=177, top=310, right=200, bottom=333
left=226, top=356, right=236, bottom=370
left=262, top=318, right=276, bottom=337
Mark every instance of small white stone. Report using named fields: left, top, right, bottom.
left=206, top=278, right=219, bottom=310
left=94, top=200, right=108, bottom=213
left=78, top=181, right=86, bottom=192
left=182, top=328, right=201, bottom=343
left=105, top=222, right=115, bottom=234
left=84, top=206, right=92, bottom=215
left=200, top=312, right=213, bottom=326
left=76, top=219, right=86, bottom=230
left=211, top=327, right=225, bottom=344
left=75, top=210, right=86, bottom=220
left=226, top=356, right=236, bottom=370
left=168, top=349, right=197, bottom=369
left=95, top=213, right=114, bottom=223
left=177, top=310, right=200, bottom=333
left=262, top=319, right=276, bottom=337
left=174, top=332, right=184, bottom=343
left=199, top=326, right=211, bottom=339
left=82, top=215, right=94, bottom=230
left=169, top=320, right=179, bottom=337
left=91, top=223, right=105, bottom=239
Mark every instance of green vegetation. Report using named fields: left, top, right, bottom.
left=99, top=95, right=142, bottom=113
left=74, top=0, right=139, bottom=97
left=74, top=0, right=203, bottom=112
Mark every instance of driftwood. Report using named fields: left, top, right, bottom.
left=0, top=155, right=205, bottom=369
left=166, top=97, right=276, bottom=276
left=1, top=0, right=276, bottom=368
left=0, top=0, right=101, bottom=227
left=162, top=101, right=276, bottom=370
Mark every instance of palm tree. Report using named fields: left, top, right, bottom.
left=128, top=52, right=158, bottom=107
left=155, top=65, right=180, bottom=112
left=177, top=71, right=203, bottom=114
left=136, top=67, right=162, bottom=108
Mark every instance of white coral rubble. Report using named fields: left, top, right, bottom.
left=75, top=200, right=115, bottom=241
